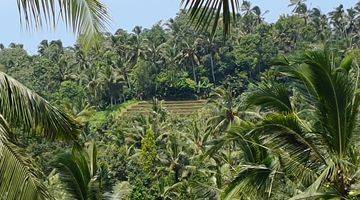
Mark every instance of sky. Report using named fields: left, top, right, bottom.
left=0, top=0, right=358, bottom=53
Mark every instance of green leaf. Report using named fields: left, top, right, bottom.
left=17, top=0, right=110, bottom=48
left=0, top=115, right=53, bottom=200
left=0, top=71, right=80, bottom=141
left=339, top=55, right=353, bottom=72
left=181, top=0, right=240, bottom=35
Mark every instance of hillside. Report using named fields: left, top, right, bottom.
left=123, top=100, right=207, bottom=117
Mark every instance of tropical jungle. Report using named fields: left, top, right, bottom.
left=2, top=0, right=360, bottom=199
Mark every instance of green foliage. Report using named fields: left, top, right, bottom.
left=5, top=1, right=360, bottom=199
left=156, top=70, right=197, bottom=99
left=0, top=71, right=79, bottom=199
left=140, top=128, right=158, bottom=173
left=52, top=141, right=102, bottom=200
left=17, top=0, right=110, bottom=48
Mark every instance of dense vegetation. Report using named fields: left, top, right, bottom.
left=3, top=0, right=360, bottom=199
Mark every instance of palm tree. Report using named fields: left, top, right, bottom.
left=196, top=36, right=220, bottom=83
left=16, top=0, right=110, bottom=46
left=288, top=0, right=307, bottom=12
left=251, top=6, right=269, bottom=26
left=38, top=40, right=49, bottom=55
left=178, top=40, right=201, bottom=83
left=206, top=87, right=243, bottom=135
left=237, top=50, right=360, bottom=199
left=158, top=131, right=191, bottom=183
left=329, top=4, right=347, bottom=39
left=99, top=64, right=126, bottom=105
left=293, top=3, right=308, bottom=25
left=309, top=8, right=329, bottom=40
left=127, top=26, right=144, bottom=66
left=0, top=71, right=79, bottom=199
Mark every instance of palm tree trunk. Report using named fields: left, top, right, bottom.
left=337, top=167, right=349, bottom=199
left=192, top=60, right=197, bottom=83
left=110, top=86, right=113, bottom=106
left=210, top=55, right=216, bottom=83
left=125, top=73, right=131, bottom=90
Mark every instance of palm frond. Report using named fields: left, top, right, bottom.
left=244, top=82, right=293, bottom=113
left=205, top=122, right=254, bottom=159
left=0, top=115, right=53, bottom=200
left=250, top=113, right=329, bottom=189
left=108, top=181, right=132, bottom=200
left=17, top=0, right=110, bottom=47
left=222, top=164, right=278, bottom=200
left=0, top=71, right=79, bottom=141
left=52, top=145, right=91, bottom=200
left=84, top=141, right=97, bottom=177
left=339, top=56, right=353, bottom=72
left=259, top=113, right=325, bottom=162
left=280, top=51, right=359, bottom=157
left=290, top=191, right=339, bottom=200
left=181, top=0, right=240, bottom=35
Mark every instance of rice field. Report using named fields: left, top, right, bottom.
left=123, top=100, right=207, bottom=116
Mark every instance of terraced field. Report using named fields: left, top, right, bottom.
left=123, top=100, right=207, bottom=117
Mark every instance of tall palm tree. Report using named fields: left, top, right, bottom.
left=309, top=8, right=329, bottom=40
left=127, top=26, right=144, bottom=66
left=197, top=36, right=220, bottom=83
left=0, top=71, right=79, bottom=199
left=178, top=40, right=201, bottom=83
left=329, top=4, right=347, bottom=39
left=288, top=0, right=307, bottom=12
left=293, top=3, right=308, bottom=25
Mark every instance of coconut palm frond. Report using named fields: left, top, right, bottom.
left=280, top=51, right=360, bottom=157
left=53, top=141, right=100, bottom=200
left=181, top=0, right=240, bottom=35
left=0, top=72, right=79, bottom=141
left=52, top=145, right=91, bottom=200
left=0, top=115, right=53, bottom=200
left=17, top=0, right=110, bottom=47
left=244, top=82, right=293, bottom=113
left=222, top=164, right=279, bottom=200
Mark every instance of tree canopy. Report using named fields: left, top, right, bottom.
left=3, top=0, right=360, bottom=199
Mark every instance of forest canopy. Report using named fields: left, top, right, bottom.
left=2, top=0, right=360, bottom=199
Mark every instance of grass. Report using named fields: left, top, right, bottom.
left=88, top=100, right=139, bottom=130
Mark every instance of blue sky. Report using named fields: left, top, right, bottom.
left=0, top=0, right=357, bottom=53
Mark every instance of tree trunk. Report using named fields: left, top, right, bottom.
left=125, top=73, right=131, bottom=90
left=210, top=55, right=216, bottom=83
left=336, top=166, right=350, bottom=199
left=192, top=60, right=197, bottom=84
